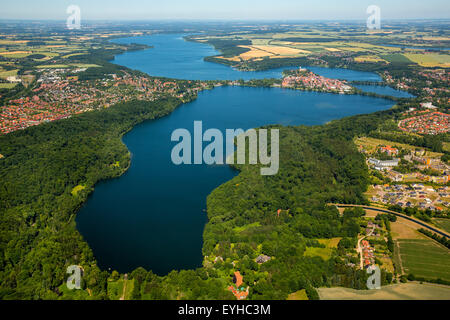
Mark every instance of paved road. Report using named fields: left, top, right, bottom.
left=333, top=204, right=450, bottom=239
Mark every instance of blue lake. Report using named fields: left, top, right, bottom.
left=111, top=34, right=382, bottom=82
left=77, top=33, right=395, bottom=275
left=354, top=85, right=415, bottom=98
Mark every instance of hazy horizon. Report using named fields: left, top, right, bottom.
left=0, top=0, right=449, bottom=21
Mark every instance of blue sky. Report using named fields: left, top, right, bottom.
left=1, top=0, right=449, bottom=20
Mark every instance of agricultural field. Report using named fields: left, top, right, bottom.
left=354, top=55, right=388, bottom=63
left=396, top=239, right=450, bottom=281
left=444, top=142, right=450, bottom=153
left=318, top=283, right=450, bottom=300
left=381, top=53, right=414, bottom=65
left=193, top=28, right=450, bottom=70
left=0, top=50, right=32, bottom=58
left=390, top=218, right=428, bottom=240
left=404, top=53, right=450, bottom=68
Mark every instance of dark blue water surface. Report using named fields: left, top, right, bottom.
left=76, top=87, right=394, bottom=274
left=111, top=34, right=382, bottom=82
left=354, top=85, right=415, bottom=98
left=77, top=33, right=395, bottom=275
left=308, top=66, right=381, bottom=82
left=111, top=34, right=288, bottom=80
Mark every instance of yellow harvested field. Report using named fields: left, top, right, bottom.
left=238, top=46, right=274, bottom=59
left=0, top=51, right=32, bottom=55
left=0, top=40, right=28, bottom=44
left=237, top=45, right=306, bottom=60
left=251, top=45, right=308, bottom=55
left=404, top=53, right=450, bottom=68
left=422, top=37, right=450, bottom=41
left=324, top=47, right=341, bottom=52
left=318, top=283, right=450, bottom=300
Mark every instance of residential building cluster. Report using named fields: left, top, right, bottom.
left=282, top=68, right=353, bottom=94
left=418, top=69, right=450, bottom=83
left=370, top=184, right=449, bottom=211
left=367, top=146, right=450, bottom=184
left=0, top=69, right=207, bottom=135
left=398, top=111, right=450, bottom=135
left=361, top=239, right=375, bottom=269
left=383, top=71, right=411, bottom=91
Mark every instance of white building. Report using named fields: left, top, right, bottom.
left=420, top=102, right=437, bottom=109
left=368, top=158, right=400, bottom=170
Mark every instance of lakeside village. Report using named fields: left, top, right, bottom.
left=280, top=67, right=354, bottom=94
left=2, top=64, right=448, bottom=136
left=0, top=67, right=209, bottom=135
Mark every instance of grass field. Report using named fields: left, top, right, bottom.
left=304, top=247, right=333, bottom=260
left=0, top=69, right=18, bottom=79
left=397, top=239, right=450, bottom=281
left=0, top=51, right=32, bottom=58
left=354, top=136, right=443, bottom=158
left=287, top=289, right=309, bottom=300
left=71, top=185, right=86, bottom=196
left=318, top=283, right=450, bottom=300
left=381, top=53, right=413, bottom=65
left=390, top=218, right=428, bottom=240
left=304, top=238, right=341, bottom=260
left=434, top=219, right=450, bottom=234
left=354, top=55, right=388, bottom=63
left=404, top=53, right=450, bottom=68
left=444, top=142, right=450, bottom=153
left=107, top=278, right=135, bottom=300
left=107, top=279, right=124, bottom=300
left=233, top=222, right=261, bottom=233
left=318, top=237, right=341, bottom=248
left=0, top=83, right=17, bottom=89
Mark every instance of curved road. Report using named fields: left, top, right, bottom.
left=333, top=204, right=450, bottom=239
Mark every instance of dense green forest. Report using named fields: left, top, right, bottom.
left=0, top=97, right=184, bottom=299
